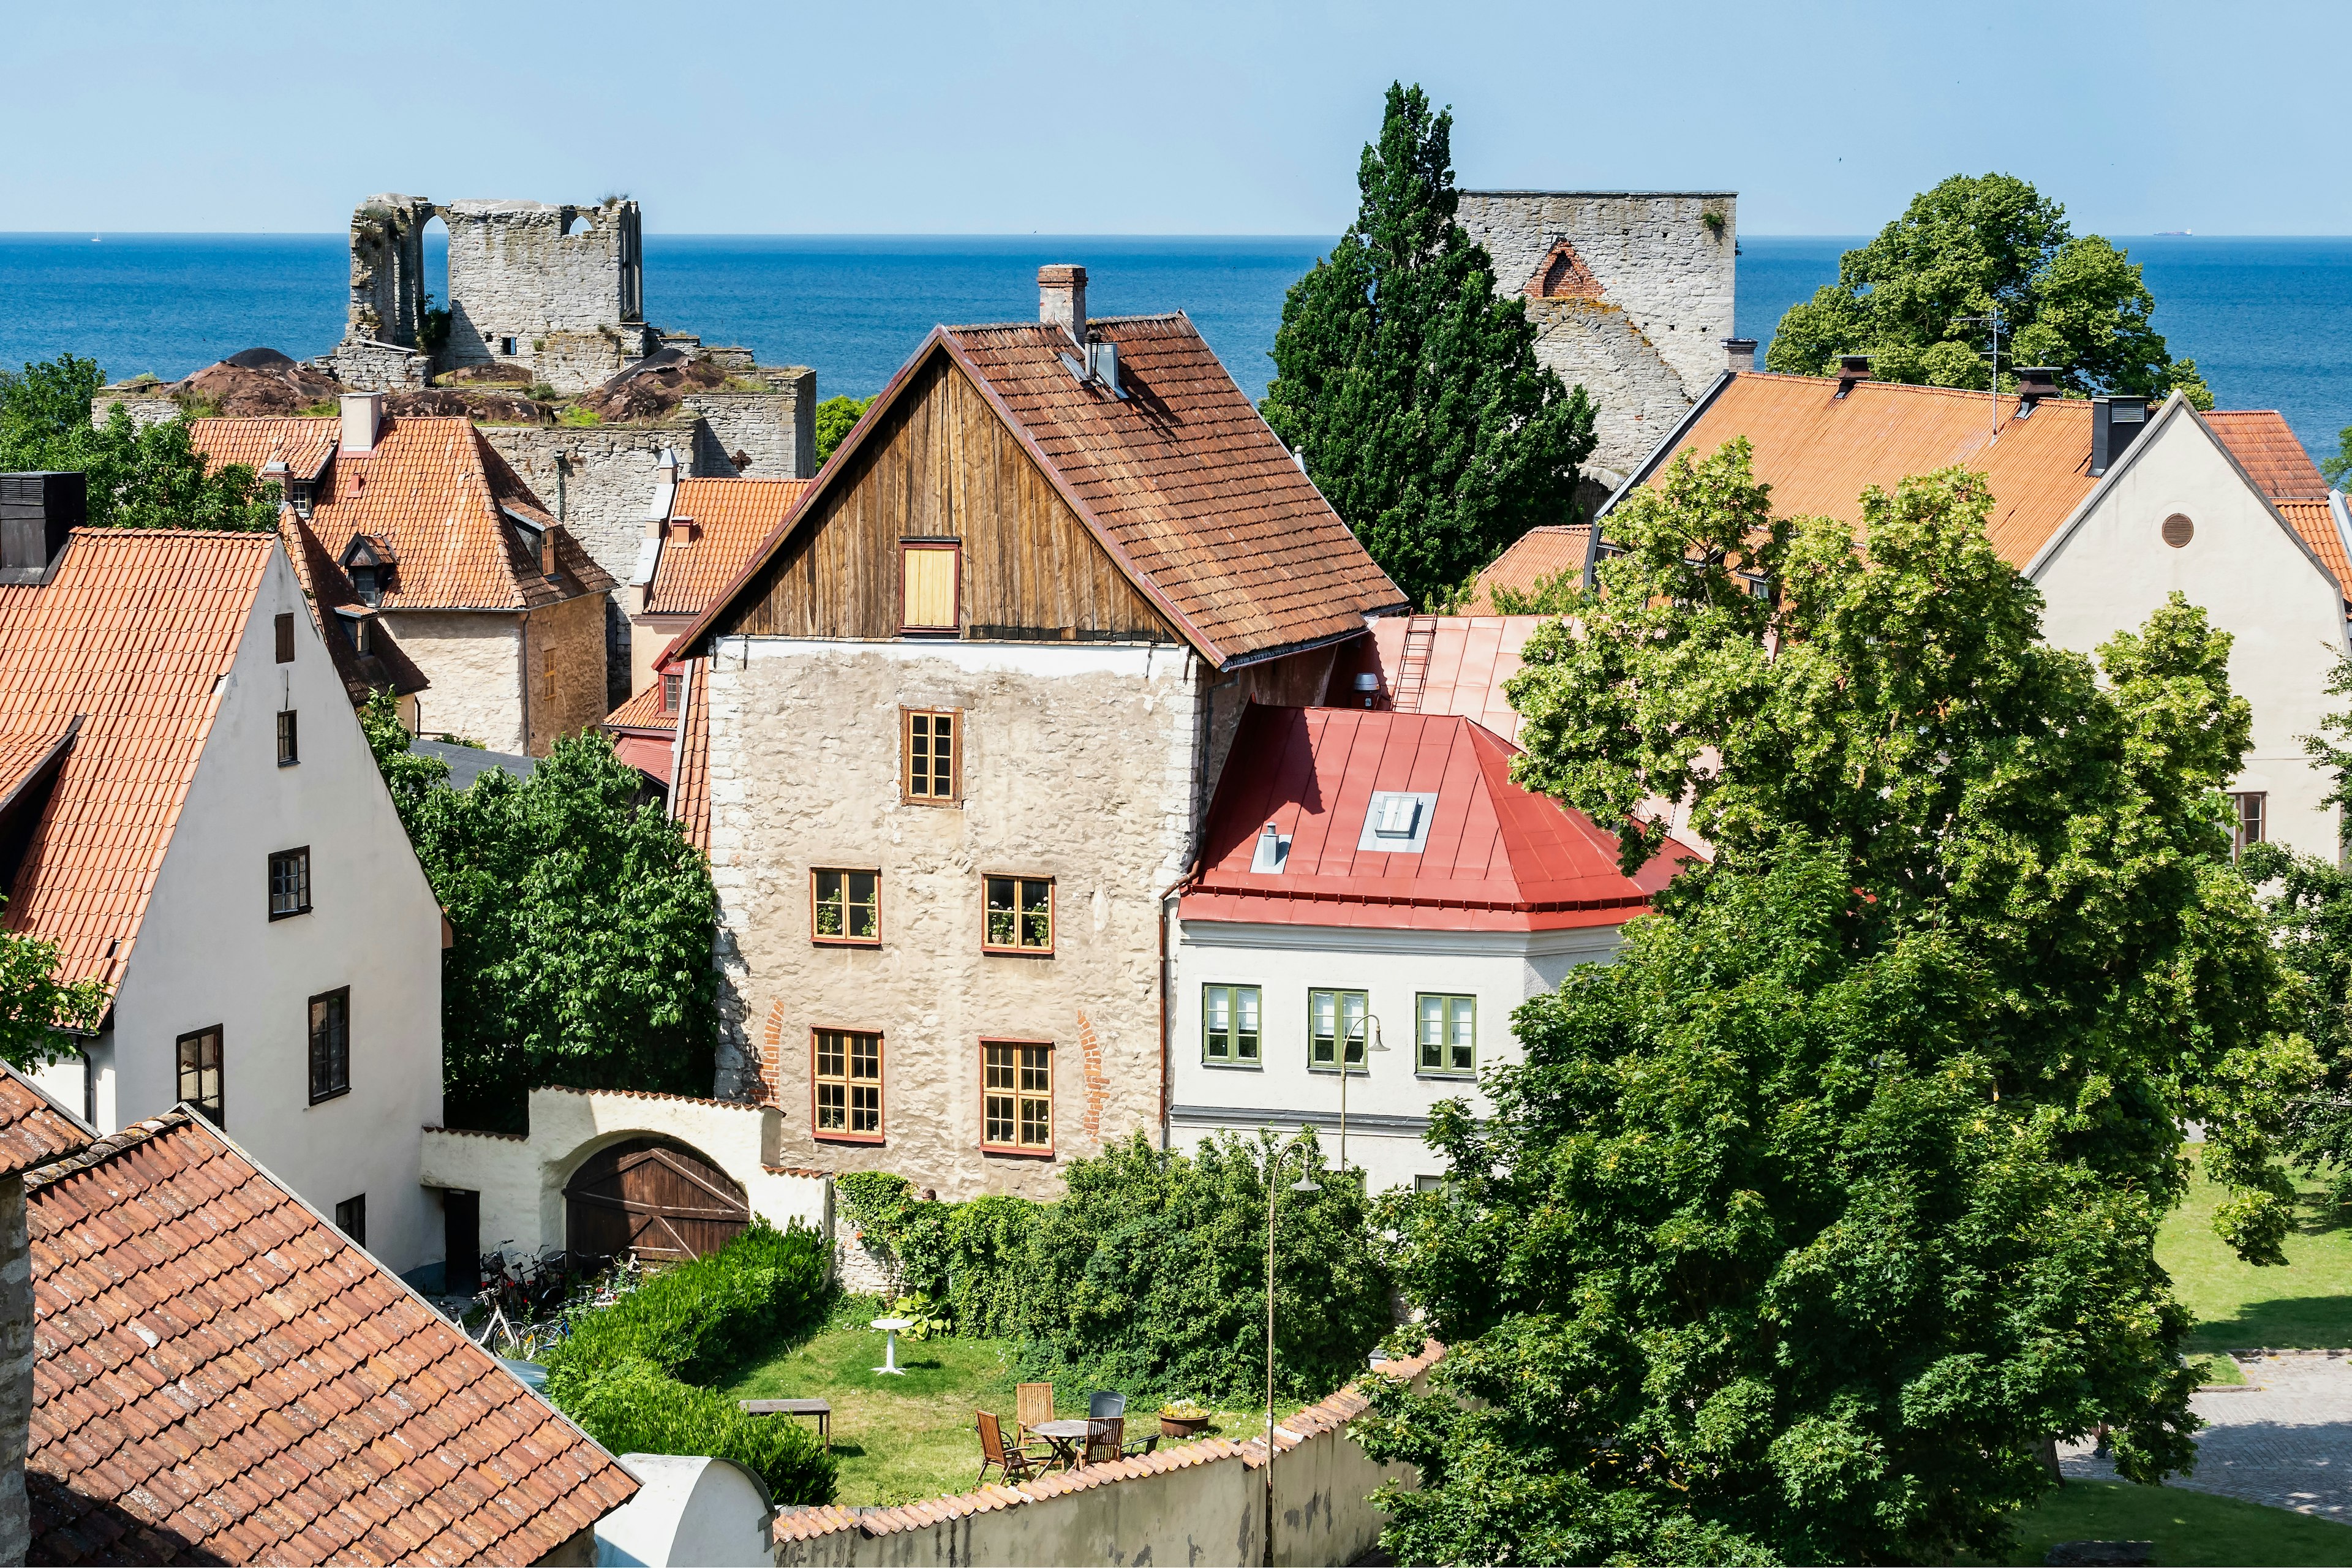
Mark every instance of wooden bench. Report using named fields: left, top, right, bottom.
left=738, top=1398, right=832, bottom=1449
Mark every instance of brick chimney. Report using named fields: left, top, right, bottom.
left=1039, top=265, right=1088, bottom=344
left=0, top=471, right=86, bottom=584
left=1722, top=337, right=1758, bottom=372
left=340, top=392, right=385, bottom=455
left=1834, top=355, right=1872, bottom=400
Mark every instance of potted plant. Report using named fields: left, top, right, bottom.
left=1159, top=1398, right=1211, bottom=1439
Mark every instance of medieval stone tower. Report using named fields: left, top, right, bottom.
left=1455, top=191, right=1739, bottom=500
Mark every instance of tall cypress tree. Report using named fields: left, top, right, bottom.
left=1262, top=84, right=1595, bottom=609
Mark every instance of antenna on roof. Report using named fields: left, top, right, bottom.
left=1951, top=304, right=2007, bottom=444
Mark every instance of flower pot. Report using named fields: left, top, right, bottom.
left=1161, top=1414, right=1210, bottom=1440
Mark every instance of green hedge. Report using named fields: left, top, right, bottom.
left=545, top=1221, right=835, bottom=1504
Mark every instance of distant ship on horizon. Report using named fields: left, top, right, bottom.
left=2155, top=228, right=2193, bottom=236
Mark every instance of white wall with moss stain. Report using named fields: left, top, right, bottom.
left=704, top=637, right=1202, bottom=1200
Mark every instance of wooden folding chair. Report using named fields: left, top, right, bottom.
left=976, top=1409, right=1047, bottom=1486
left=1016, top=1381, right=1054, bottom=1441
left=1082, top=1415, right=1123, bottom=1467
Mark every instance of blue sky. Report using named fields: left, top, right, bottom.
left=10, top=0, right=2348, bottom=235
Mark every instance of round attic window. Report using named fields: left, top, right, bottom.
left=2162, top=513, right=2194, bottom=548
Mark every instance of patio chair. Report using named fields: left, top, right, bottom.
left=976, top=1409, right=1047, bottom=1486
left=1016, top=1381, right=1054, bottom=1441
left=1082, top=1414, right=1124, bottom=1467
left=1087, top=1390, right=1126, bottom=1420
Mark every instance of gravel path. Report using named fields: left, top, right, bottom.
left=2060, top=1351, right=2352, bottom=1520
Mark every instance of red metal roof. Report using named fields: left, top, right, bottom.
left=1180, top=705, right=1676, bottom=932
left=1365, top=615, right=1550, bottom=741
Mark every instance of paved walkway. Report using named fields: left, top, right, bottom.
left=2060, top=1351, right=2352, bottom=1520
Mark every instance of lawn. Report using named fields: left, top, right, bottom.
left=1969, top=1480, right=2352, bottom=1567
left=2162, top=1145, right=2352, bottom=1354
left=723, top=1294, right=1307, bottom=1506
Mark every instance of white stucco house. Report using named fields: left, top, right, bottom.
left=1598, top=364, right=2352, bottom=862
left=0, top=507, right=447, bottom=1273
left=1168, top=704, right=1678, bottom=1191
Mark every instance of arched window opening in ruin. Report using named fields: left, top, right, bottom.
left=421, top=213, right=451, bottom=360
left=564, top=211, right=588, bottom=237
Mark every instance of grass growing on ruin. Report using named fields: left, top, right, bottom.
left=2161, top=1145, right=2352, bottom=1354
left=723, top=1294, right=1305, bottom=1506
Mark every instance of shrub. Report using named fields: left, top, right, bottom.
left=545, top=1223, right=835, bottom=1502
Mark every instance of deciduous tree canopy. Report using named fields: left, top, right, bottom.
left=0, top=356, right=281, bottom=530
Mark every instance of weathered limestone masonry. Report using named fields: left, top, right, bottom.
left=525, top=592, right=614, bottom=754
left=329, top=195, right=436, bottom=390
left=442, top=198, right=652, bottom=388
left=705, top=638, right=1203, bottom=1201
left=383, top=611, right=528, bottom=752
left=685, top=371, right=818, bottom=480
left=1456, top=190, right=1738, bottom=497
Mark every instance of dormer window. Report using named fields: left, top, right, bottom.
left=662, top=673, right=682, bottom=713
left=350, top=566, right=379, bottom=605
left=503, top=509, right=557, bottom=578
left=339, top=535, right=394, bottom=606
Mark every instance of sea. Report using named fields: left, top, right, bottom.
left=5, top=232, right=2352, bottom=462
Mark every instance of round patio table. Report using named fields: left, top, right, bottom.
left=870, top=1316, right=914, bottom=1376
left=1029, top=1418, right=1096, bottom=1471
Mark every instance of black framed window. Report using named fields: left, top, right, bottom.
left=334, top=1194, right=366, bottom=1247
left=176, top=1026, right=223, bottom=1125
left=309, top=987, right=350, bottom=1103
left=277, top=709, right=298, bottom=767
left=268, top=847, right=311, bottom=919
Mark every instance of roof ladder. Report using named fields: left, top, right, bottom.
left=1392, top=616, right=1438, bottom=712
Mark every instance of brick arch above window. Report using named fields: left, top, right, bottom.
left=1526, top=239, right=1605, bottom=301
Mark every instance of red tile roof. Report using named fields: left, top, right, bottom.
left=2206, top=410, right=2330, bottom=501
left=679, top=315, right=1407, bottom=669
left=648, top=478, right=810, bottom=617
left=602, top=681, right=674, bottom=735
left=276, top=513, right=429, bottom=703
left=26, top=1110, right=635, bottom=1566
left=601, top=682, right=676, bottom=786
left=1180, top=706, right=1676, bottom=932
left=191, top=416, right=612, bottom=611
left=0, top=530, right=274, bottom=986
left=671, top=657, right=712, bottom=856
left=186, top=417, right=339, bottom=485
left=2278, top=500, right=2351, bottom=596
left=0, top=1061, right=91, bottom=1177
left=1461, top=525, right=1592, bottom=614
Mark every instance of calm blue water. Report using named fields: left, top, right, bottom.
left=7, top=231, right=2352, bottom=459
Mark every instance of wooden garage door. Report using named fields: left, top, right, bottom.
left=564, top=1137, right=750, bottom=1262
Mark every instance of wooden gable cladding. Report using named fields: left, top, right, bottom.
left=718, top=351, right=1180, bottom=644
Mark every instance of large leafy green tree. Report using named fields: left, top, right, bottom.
left=1261, top=83, right=1596, bottom=608
left=1765, top=173, right=2212, bottom=407
left=0, top=355, right=280, bottom=530
left=361, top=692, right=720, bottom=1130
left=1357, top=441, right=2313, bottom=1563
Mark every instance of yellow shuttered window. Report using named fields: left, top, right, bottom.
left=901, top=541, right=960, bottom=632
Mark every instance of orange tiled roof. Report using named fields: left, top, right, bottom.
left=680, top=316, right=1408, bottom=669
left=2206, top=410, right=2330, bottom=501
left=1461, top=524, right=1593, bottom=613
left=277, top=511, right=429, bottom=702
left=647, top=478, right=811, bottom=616
left=603, top=680, right=674, bottom=734
left=186, top=416, right=338, bottom=484
left=192, top=416, right=613, bottom=611
left=0, top=1061, right=90, bottom=1177
left=26, top=1110, right=635, bottom=1566
left=2278, top=499, right=2350, bottom=595
left=0, top=530, right=274, bottom=985
left=672, top=657, right=712, bottom=855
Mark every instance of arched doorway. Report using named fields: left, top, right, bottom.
left=564, top=1136, right=750, bottom=1262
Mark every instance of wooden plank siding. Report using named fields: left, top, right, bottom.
left=717, top=351, right=1180, bottom=645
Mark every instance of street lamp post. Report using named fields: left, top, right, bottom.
left=1335, top=1012, right=1385, bottom=1172
left=1264, top=1138, right=1319, bottom=1568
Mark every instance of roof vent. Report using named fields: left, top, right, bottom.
left=1039, top=264, right=1087, bottom=345
left=1833, top=355, right=1871, bottom=399
left=1251, top=822, right=1290, bottom=875
left=2090, top=396, right=2149, bottom=477
left=1722, top=337, right=1758, bottom=373
left=1057, top=339, right=1128, bottom=400
left=2013, top=366, right=2060, bottom=417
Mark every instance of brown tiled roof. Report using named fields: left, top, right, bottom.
left=186, top=417, right=338, bottom=484
left=679, top=316, right=1406, bottom=669
left=26, top=1110, right=636, bottom=1566
left=671, top=657, right=712, bottom=855
left=192, top=416, right=612, bottom=611
left=771, top=1339, right=1445, bottom=1545
left=647, top=478, right=811, bottom=616
left=0, top=1061, right=91, bottom=1177
left=0, top=530, right=274, bottom=986
left=276, top=513, right=429, bottom=703
left=1461, top=525, right=1592, bottom=614
left=2206, top=410, right=2331, bottom=501
left=601, top=681, right=674, bottom=736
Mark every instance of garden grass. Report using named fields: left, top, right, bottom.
left=723, top=1295, right=1308, bottom=1506
left=2162, top=1147, right=2352, bottom=1354
left=1966, top=1480, right=2352, bottom=1566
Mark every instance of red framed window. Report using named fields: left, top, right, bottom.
left=981, top=1039, right=1053, bottom=1155
left=813, top=1029, right=884, bottom=1142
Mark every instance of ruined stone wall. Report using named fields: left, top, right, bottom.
left=524, top=590, right=613, bottom=755
left=91, top=389, right=184, bottom=430
left=442, top=199, right=645, bottom=387
left=382, top=610, right=525, bottom=752
left=704, top=637, right=1202, bottom=1200
left=345, top=194, right=433, bottom=347
left=325, top=338, right=430, bottom=392
left=685, top=373, right=817, bottom=480
left=1456, top=191, right=1736, bottom=481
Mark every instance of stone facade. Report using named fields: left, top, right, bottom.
left=1456, top=191, right=1738, bottom=488
left=388, top=590, right=607, bottom=756
left=0, top=1174, right=29, bottom=1567
left=525, top=590, right=615, bottom=755
left=705, top=638, right=1203, bottom=1200
left=685, top=372, right=818, bottom=480
left=442, top=199, right=645, bottom=383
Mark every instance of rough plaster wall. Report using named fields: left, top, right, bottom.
left=526, top=592, right=612, bottom=755
left=685, top=377, right=818, bottom=480
left=704, top=639, right=1200, bottom=1200
left=1526, top=297, right=1700, bottom=484
left=0, top=1175, right=29, bottom=1568
left=442, top=200, right=643, bottom=382
left=385, top=611, right=525, bottom=753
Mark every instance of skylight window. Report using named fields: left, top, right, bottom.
left=1357, top=790, right=1437, bottom=854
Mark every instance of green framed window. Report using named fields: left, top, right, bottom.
left=1202, top=984, right=1261, bottom=1065
left=1309, top=989, right=1369, bottom=1071
left=1417, top=993, right=1476, bottom=1075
